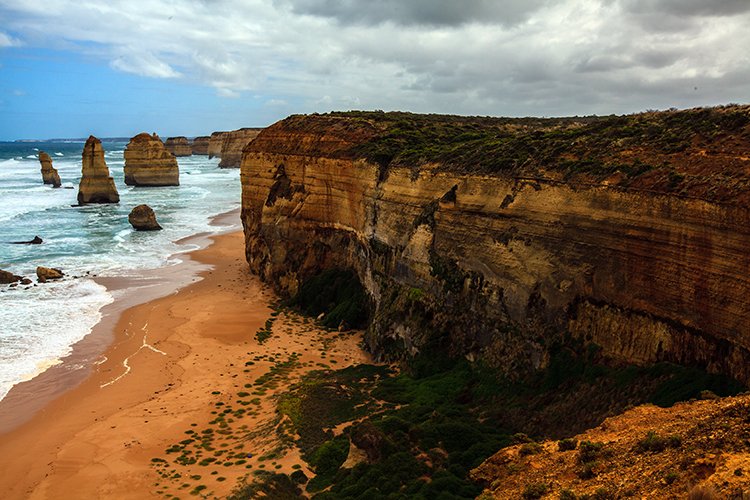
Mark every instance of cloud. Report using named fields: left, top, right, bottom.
left=275, top=0, right=550, bottom=27
left=0, top=0, right=748, bottom=119
left=0, top=31, right=21, bottom=47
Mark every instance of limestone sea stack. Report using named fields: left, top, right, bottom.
left=128, top=204, right=162, bottom=231
left=165, top=136, right=192, bottom=157
left=39, top=151, right=61, bottom=187
left=77, top=136, right=120, bottom=204
left=208, top=131, right=228, bottom=159
left=123, top=133, right=180, bottom=186
left=191, top=136, right=210, bottom=155
left=218, top=128, right=263, bottom=168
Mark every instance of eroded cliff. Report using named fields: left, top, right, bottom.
left=123, top=133, right=180, bottom=186
left=208, top=131, right=227, bottom=159
left=240, top=107, right=750, bottom=383
left=165, top=136, right=192, bottom=157
left=218, top=128, right=262, bottom=168
left=78, top=135, right=119, bottom=204
left=191, top=136, right=210, bottom=155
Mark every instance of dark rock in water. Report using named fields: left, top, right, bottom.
left=36, top=266, right=64, bottom=283
left=0, top=269, right=23, bottom=284
left=128, top=204, right=162, bottom=231
left=20, top=278, right=32, bottom=285
left=11, top=236, right=43, bottom=244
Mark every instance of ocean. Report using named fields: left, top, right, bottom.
left=0, top=140, right=241, bottom=402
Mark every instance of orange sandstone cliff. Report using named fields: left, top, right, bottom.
left=218, top=128, right=262, bottom=168
left=240, top=107, right=750, bottom=383
left=191, top=136, right=210, bottom=155
left=123, top=133, right=180, bottom=186
left=208, top=131, right=227, bottom=159
left=78, top=135, right=119, bottom=204
left=164, top=136, right=192, bottom=157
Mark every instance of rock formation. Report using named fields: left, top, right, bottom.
left=208, top=131, right=228, bottom=159
left=0, top=269, right=23, bottom=284
left=77, top=136, right=119, bottom=204
left=11, top=236, right=42, bottom=244
left=191, top=136, right=210, bottom=155
left=241, top=106, right=750, bottom=384
left=123, top=133, right=180, bottom=186
left=36, top=266, right=64, bottom=283
left=38, top=151, right=61, bottom=187
left=165, top=136, right=192, bottom=157
left=218, top=128, right=262, bottom=168
left=128, top=204, right=162, bottom=231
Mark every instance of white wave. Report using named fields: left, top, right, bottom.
left=54, top=152, right=63, bottom=157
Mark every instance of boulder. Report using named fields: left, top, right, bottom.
left=77, top=136, right=120, bottom=204
left=191, top=136, right=210, bottom=155
left=11, top=236, right=43, bottom=244
left=164, top=136, right=192, bottom=157
left=0, top=269, right=23, bottom=284
left=39, top=151, right=62, bottom=187
left=36, top=266, right=64, bottom=283
left=123, top=133, right=180, bottom=186
left=128, top=204, right=162, bottom=231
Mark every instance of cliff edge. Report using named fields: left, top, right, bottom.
left=240, top=106, right=750, bottom=383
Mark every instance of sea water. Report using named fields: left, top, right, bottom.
left=0, top=140, right=241, bottom=401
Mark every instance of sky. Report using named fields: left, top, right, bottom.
left=0, top=0, right=749, bottom=140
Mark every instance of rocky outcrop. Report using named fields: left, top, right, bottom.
left=39, top=151, right=61, bottom=187
left=77, top=136, right=119, bottom=204
left=208, top=131, right=228, bottom=159
left=36, top=266, right=64, bottom=283
left=471, top=394, right=750, bottom=498
left=241, top=107, right=750, bottom=384
left=218, top=128, right=262, bottom=168
left=128, top=204, right=162, bottom=231
left=123, top=133, right=180, bottom=186
left=11, top=236, right=42, bottom=244
left=191, top=136, right=210, bottom=155
left=165, top=136, right=192, bottom=157
left=0, top=269, right=23, bottom=284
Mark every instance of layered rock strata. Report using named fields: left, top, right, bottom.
left=241, top=107, right=750, bottom=383
left=208, top=131, right=228, bottom=159
left=218, top=128, right=262, bottom=168
left=191, top=136, right=210, bottom=155
left=77, top=136, right=119, bottom=204
left=123, top=133, right=180, bottom=186
left=165, top=136, right=192, bottom=157
left=128, top=204, right=162, bottom=231
left=38, top=151, right=61, bottom=187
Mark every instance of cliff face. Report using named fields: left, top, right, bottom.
left=78, top=135, right=119, bottom=204
left=240, top=108, right=750, bottom=383
left=123, top=133, right=180, bottom=186
left=208, top=131, right=227, bottom=159
left=191, top=136, right=210, bottom=155
left=218, top=128, right=262, bottom=168
left=164, top=136, right=192, bottom=157
left=38, top=151, right=61, bottom=187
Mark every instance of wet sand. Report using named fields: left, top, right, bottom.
left=0, top=227, right=370, bottom=499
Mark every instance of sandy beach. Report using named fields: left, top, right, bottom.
left=0, top=224, right=370, bottom=499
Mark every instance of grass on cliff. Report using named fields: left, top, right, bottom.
left=231, top=342, right=744, bottom=500
left=335, top=106, right=750, bottom=182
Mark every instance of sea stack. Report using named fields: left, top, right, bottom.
left=39, top=151, right=61, bottom=187
left=123, top=133, right=180, bottom=186
left=128, top=204, right=162, bottom=231
left=77, top=136, right=120, bottom=204
left=218, top=128, right=263, bottom=168
left=208, top=131, right=227, bottom=159
left=165, top=136, right=192, bottom=157
left=191, top=136, right=210, bottom=155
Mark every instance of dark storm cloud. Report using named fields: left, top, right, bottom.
left=622, top=0, right=750, bottom=17
left=276, top=0, right=549, bottom=27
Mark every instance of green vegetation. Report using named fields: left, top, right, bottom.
left=635, top=431, right=682, bottom=453
left=522, top=482, right=549, bottom=499
left=292, top=269, right=370, bottom=329
left=331, top=106, right=750, bottom=182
